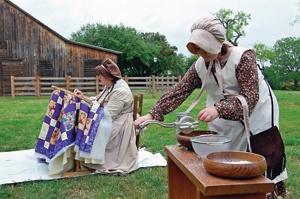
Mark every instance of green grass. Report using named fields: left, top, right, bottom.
left=0, top=90, right=299, bottom=198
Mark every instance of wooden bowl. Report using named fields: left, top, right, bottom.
left=203, top=151, right=267, bottom=179
left=176, top=130, right=217, bottom=151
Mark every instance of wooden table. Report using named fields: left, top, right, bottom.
left=165, top=145, right=274, bottom=199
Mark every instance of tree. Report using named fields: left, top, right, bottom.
left=290, top=1, right=300, bottom=25
left=70, top=23, right=184, bottom=76
left=140, top=32, right=180, bottom=76
left=263, top=66, right=282, bottom=90
left=70, top=23, right=151, bottom=76
left=271, top=37, right=300, bottom=90
left=212, top=9, right=251, bottom=46
left=253, top=43, right=275, bottom=70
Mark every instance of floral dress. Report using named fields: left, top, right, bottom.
left=148, top=49, right=286, bottom=198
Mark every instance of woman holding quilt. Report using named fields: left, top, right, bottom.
left=74, top=58, right=138, bottom=174
left=35, top=58, right=137, bottom=175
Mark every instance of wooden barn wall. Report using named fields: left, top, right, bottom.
left=0, top=0, right=119, bottom=95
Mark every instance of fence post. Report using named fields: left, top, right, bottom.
left=178, top=75, right=182, bottom=82
left=172, top=76, right=175, bottom=87
left=11, top=76, right=15, bottom=99
left=124, top=75, right=129, bottom=83
left=151, top=75, right=156, bottom=98
left=35, top=76, right=41, bottom=98
left=66, top=76, right=72, bottom=90
left=96, top=76, right=99, bottom=94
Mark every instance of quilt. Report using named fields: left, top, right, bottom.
left=34, top=90, right=104, bottom=163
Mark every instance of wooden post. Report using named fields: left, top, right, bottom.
left=95, top=76, right=99, bottom=94
left=11, top=76, right=15, bottom=99
left=124, top=75, right=129, bottom=83
left=35, top=76, right=41, bottom=98
left=172, top=76, right=175, bottom=88
left=178, top=75, right=182, bottom=82
left=151, top=75, right=156, bottom=98
left=66, top=76, right=72, bottom=90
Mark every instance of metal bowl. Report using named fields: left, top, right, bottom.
left=191, top=135, right=231, bottom=158
left=176, top=130, right=218, bottom=151
left=203, top=151, right=267, bottom=179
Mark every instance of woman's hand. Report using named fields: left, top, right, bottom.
left=198, top=106, right=219, bottom=122
left=133, top=113, right=153, bottom=129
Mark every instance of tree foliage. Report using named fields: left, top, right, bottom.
left=212, top=9, right=251, bottom=46
left=253, top=43, right=275, bottom=70
left=290, top=1, right=300, bottom=25
left=263, top=67, right=282, bottom=90
left=270, top=37, right=300, bottom=90
left=70, top=23, right=185, bottom=76
left=69, top=9, right=253, bottom=77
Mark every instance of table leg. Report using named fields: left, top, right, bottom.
left=167, top=156, right=200, bottom=199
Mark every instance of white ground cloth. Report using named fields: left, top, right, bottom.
left=0, top=148, right=167, bottom=185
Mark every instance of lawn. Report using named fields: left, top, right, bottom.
left=0, top=90, right=299, bottom=199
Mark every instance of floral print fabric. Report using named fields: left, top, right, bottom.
left=149, top=50, right=259, bottom=122
left=34, top=90, right=104, bottom=162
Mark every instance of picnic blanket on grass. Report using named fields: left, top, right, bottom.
left=0, top=148, right=167, bottom=185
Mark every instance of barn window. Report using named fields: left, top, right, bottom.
left=38, top=60, right=53, bottom=77
left=0, top=40, right=8, bottom=57
left=84, top=59, right=101, bottom=77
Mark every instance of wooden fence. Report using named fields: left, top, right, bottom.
left=10, top=75, right=181, bottom=98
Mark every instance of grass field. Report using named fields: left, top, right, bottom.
left=0, top=90, right=299, bottom=199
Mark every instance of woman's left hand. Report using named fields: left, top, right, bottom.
left=198, top=106, right=219, bottom=122
left=74, top=89, right=83, bottom=96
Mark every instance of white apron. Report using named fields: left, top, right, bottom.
left=195, top=47, right=287, bottom=183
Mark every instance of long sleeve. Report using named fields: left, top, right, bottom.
left=215, top=50, right=259, bottom=120
left=149, top=63, right=201, bottom=121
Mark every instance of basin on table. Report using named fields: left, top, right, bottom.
left=176, top=130, right=217, bottom=151
left=203, top=151, right=267, bottom=179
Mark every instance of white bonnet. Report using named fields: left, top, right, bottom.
left=186, top=16, right=226, bottom=54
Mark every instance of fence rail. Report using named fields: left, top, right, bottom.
left=10, top=75, right=181, bottom=98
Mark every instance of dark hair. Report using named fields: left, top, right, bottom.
left=220, top=43, right=228, bottom=56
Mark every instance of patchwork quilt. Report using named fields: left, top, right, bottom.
left=34, top=90, right=104, bottom=163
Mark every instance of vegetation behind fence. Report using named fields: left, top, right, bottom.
left=10, top=75, right=181, bottom=98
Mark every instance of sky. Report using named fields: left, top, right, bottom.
left=10, top=0, right=300, bottom=56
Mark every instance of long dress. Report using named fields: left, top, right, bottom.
left=81, top=79, right=138, bottom=174
left=34, top=79, right=138, bottom=175
left=195, top=47, right=287, bottom=183
left=148, top=47, right=287, bottom=183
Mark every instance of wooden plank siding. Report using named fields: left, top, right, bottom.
left=0, top=0, right=121, bottom=96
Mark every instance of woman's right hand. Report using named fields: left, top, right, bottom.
left=133, top=113, right=153, bottom=129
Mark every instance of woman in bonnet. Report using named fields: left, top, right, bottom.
left=134, top=17, right=287, bottom=198
left=75, top=58, right=138, bottom=174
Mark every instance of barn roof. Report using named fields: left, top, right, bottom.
left=4, top=0, right=122, bottom=55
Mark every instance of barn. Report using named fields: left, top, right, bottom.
left=0, top=0, right=121, bottom=96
